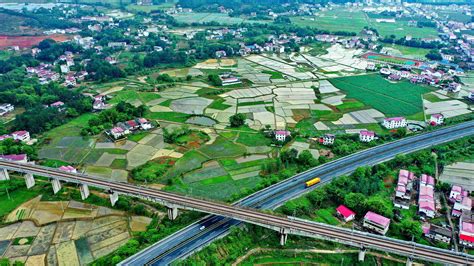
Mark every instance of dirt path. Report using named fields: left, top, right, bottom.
left=232, top=247, right=408, bottom=266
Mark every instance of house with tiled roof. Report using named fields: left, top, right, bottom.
left=12, top=131, right=30, bottom=142
left=274, top=130, right=291, bottom=142
left=320, top=134, right=335, bottom=146
left=423, top=223, right=452, bottom=244
left=383, top=117, right=407, bottom=129
left=459, top=211, right=474, bottom=247
left=453, top=196, right=472, bottom=218
left=359, top=130, right=376, bottom=142
left=59, top=165, right=77, bottom=173
left=0, top=154, right=28, bottom=163
left=418, top=174, right=436, bottom=218
left=363, top=211, right=390, bottom=235
left=430, top=113, right=444, bottom=126
left=336, top=205, right=355, bottom=222
left=394, top=169, right=415, bottom=209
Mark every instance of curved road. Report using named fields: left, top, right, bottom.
left=120, top=120, right=474, bottom=265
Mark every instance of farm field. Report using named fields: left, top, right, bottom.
left=126, top=3, right=175, bottom=12
left=329, top=75, right=432, bottom=117
left=172, top=12, right=269, bottom=25
left=0, top=34, right=71, bottom=48
left=290, top=9, right=368, bottom=33
left=291, top=9, right=438, bottom=38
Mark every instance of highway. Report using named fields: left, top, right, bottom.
left=121, top=120, right=474, bottom=265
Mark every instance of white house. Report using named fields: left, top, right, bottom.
left=320, top=134, right=335, bottom=145
left=363, top=211, right=390, bottom=235
left=383, top=117, right=407, bottom=129
left=359, top=130, right=375, bottom=142
left=430, top=114, right=444, bottom=126
left=469, top=91, right=474, bottom=101
left=274, top=130, right=291, bottom=142
left=137, top=118, right=152, bottom=130
left=215, top=50, right=227, bottom=58
left=0, top=103, right=14, bottom=116
left=12, top=131, right=30, bottom=142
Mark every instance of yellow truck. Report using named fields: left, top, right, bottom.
left=305, top=177, right=321, bottom=187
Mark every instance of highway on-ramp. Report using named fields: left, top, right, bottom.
left=120, top=120, right=474, bottom=265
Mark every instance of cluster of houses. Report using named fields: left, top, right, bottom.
left=0, top=104, right=14, bottom=116
left=393, top=170, right=437, bottom=218
left=106, top=118, right=153, bottom=140
left=390, top=167, right=474, bottom=247
left=335, top=204, right=391, bottom=236
left=26, top=64, right=60, bottom=85
left=379, top=67, right=462, bottom=92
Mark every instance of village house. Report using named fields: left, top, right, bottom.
left=12, top=131, right=30, bottom=142
left=423, top=223, right=452, bottom=244
left=383, top=117, right=407, bottom=129
left=219, top=73, right=242, bottom=86
left=137, top=118, right=152, bottom=130
left=108, top=127, right=126, bottom=139
left=0, top=103, right=14, bottom=116
left=468, top=91, right=474, bottom=101
left=58, top=165, right=77, bottom=173
left=453, top=197, right=473, bottom=218
left=394, top=169, right=415, bottom=209
left=0, top=134, right=12, bottom=141
left=93, top=95, right=107, bottom=111
left=320, top=134, right=335, bottom=146
left=215, top=50, right=227, bottom=58
left=359, top=130, right=376, bottom=142
left=274, top=130, right=291, bottom=142
left=459, top=211, right=474, bottom=247
left=363, top=211, right=391, bottom=235
left=336, top=205, right=355, bottom=222
left=418, top=174, right=436, bottom=218
left=449, top=185, right=469, bottom=203
left=0, top=154, right=28, bottom=163
left=430, top=113, right=444, bottom=126
left=50, top=101, right=65, bottom=111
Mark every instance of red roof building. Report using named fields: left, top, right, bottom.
left=336, top=205, right=355, bottom=222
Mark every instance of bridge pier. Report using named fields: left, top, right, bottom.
left=167, top=206, right=179, bottom=220
left=24, top=173, right=35, bottom=189
left=109, top=191, right=119, bottom=206
left=51, top=178, right=62, bottom=194
left=358, top=247, right=366, bottom=261
left=279, top=228, right=288, bottom=246
left=80, top=184, right=90, bottom=200
left=0, top=169, right=9, bottom=181
left=406, top=258, right=412, bottom=266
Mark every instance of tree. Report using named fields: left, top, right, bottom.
left=208, top=74, right=222, bottom=86
left=426, top=50, right=442, bottom=61
left=298, top=150, right=317, bottom=167
left=229, top=113, right=246, bottom=127
left=344, top=193, right=367, bottom=214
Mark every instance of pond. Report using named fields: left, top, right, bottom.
left=186, top=116, right=216, bottom=127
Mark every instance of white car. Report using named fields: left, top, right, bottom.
left=199, top=225, right=206, bottom=231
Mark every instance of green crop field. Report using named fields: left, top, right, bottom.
left=291, top=9, right=438, bottom=38
left=290, top=10, right=368, bottom=33
left=329, top=75, right=431, bottom=117
left=236, top=132, right=272, bottom=147
left=198, top=137, right=246, bottom=158
left=172, top=12, right=269, bottom=25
